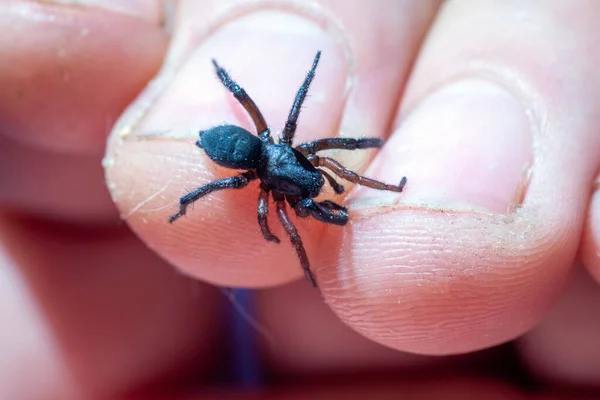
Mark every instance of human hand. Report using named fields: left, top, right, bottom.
left=2, top=1, right=600, bottom=398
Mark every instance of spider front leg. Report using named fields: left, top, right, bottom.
left=273, top=193, right=317, bottom=288
left=212, top=60, right=273, bottom=143
left=168, top=171, right=256, bottom=223
left=293, top=198, right=349, bottom=226
left=309, top=156, right=407, bottom=193
left=257, top=185, right=280, bottom=243
left=280, top=51, right=321, bottom=146
left=296, top=137, right=383, bottom=156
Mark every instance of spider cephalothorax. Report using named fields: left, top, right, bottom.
left=169, top=51, right=407, bottom=288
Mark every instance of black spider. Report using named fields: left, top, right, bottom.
left=168, top=51, right=407, bottom=288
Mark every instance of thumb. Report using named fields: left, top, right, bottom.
left=104, top=0, right=437, bottom=287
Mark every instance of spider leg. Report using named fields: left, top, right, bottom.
left=294, top=198, right=349, bottom=226
left=318, top=169, right=345, bottom=194
left=273, top=193, right=317, bottom=288
left=212, top=60, right=273, bottom=144
left=314, top=199, right=346, bottom=211
left=309, top=155, right=407, bottom=192
left=296, top=137, right=383, bottom=156
left=257, top=185, right=280, bottom=243
left=279, top=51, right=321, bottom=146
left=168, top=171, right=256, bottom=223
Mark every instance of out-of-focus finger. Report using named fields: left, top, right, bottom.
left=0, top=134, right=115, bottom=221
left=518, top=266, right=600, bottom=387
left=182, top=378, right=531, bottom=400
left=0, top=0, right=167, bottom=154
left=0, top=1, right=168, bottom=221
left=0, top=216, right=219, bottom=399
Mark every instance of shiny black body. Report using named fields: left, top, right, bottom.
left=169, top=51, right=407, bottom=288
left=199, top=125, right=324, bottom=198
left=257, top=145, right=324, bottom=198
left=198, top=125, right=261, bottom=170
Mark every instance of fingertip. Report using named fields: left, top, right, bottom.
left=104, top=6, right=353, bottom=288
left=105, top=139, right=315, bottom=287
left=316, top=205, right=578, bottom=355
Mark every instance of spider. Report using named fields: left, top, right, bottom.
left=168, top=51, right=407, bottom=288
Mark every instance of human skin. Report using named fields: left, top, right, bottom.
left=1, top=0, right=600, bottom=398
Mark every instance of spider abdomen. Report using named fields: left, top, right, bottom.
left=199, top=125, right=262, bottom=170
left=257, top=144, right=324, bottom=198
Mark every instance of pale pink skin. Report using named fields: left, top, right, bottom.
left=2, top=0, right=600, bottom=398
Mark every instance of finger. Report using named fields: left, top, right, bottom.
left=104, top=0, right=441, bottom=287
left=0, top=215, right=219, bottom=399
left=518, top=266, right=600, bottom=387
left=0, top=134, right=116, bottom=222
left=320, top=0, right=600, bottom=355
left=0, top=1, right=167, bottom=221
left=0, top=0, right=166, bottom=153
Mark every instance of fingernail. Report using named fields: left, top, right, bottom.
left=352, top=79, right=533, bottom=213
left=43, top=0, right=160, bottom=22
left=132, top=10, right=347, bottom=141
